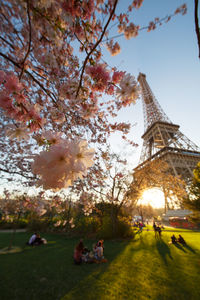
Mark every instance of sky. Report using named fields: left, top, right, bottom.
left=106, top=0, right=200, bottom=170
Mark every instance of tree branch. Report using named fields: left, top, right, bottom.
left=195, top=0, right=200, bottom=58
left=76, top=0, right=118, bottom=98
left=19, top=0, right=32, bottom=79
left=0, top=51, right=57, bottom=104
left=0, top=167, right=35, bottom=179
left=0, top=36, right=15, bottom=49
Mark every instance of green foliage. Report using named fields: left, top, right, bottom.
left=182, top=162, right=200, bottom=224
left=74, top=216, right=101, bottom=237
left=0, top=218, right=28, bottom=229
left=95, top=215, right=134, bottom=240
left=27, top=217, right=50, bottom=232
left=0, top=198, right=134, bottom=238
left=96, top=215, right=113, bottom=239
left=116, top=216, right=134, bottom=238
left=193, top=161, right=200, bottom=183
left=71, top=201, right=134, bottom=239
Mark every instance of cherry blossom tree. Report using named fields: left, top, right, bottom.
left=0, top=0, right=187, bottom=191
left=70, top=145, right=134, bottom=234
left=0, top=189, right=48, bottom=249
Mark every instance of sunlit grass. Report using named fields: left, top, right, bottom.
left=0, top=246, right=22, bottom=254
left=1, top=230, right=200, bottom=300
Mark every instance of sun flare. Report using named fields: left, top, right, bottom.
left=139, top=188, right=165, bottom=208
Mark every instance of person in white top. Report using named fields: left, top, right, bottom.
left=94, top=241, right=104, bottom=261
left=28, top=233, right=37, bottom=245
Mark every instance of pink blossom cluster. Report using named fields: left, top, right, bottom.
left=147, top=21, right=157, bottom=32
left=1, top=194, right=47, bottom=218
left=5, top=125, right=30, bottom=141
left=54, top=218, right=74, bottom=228
left=86, top=64, right=111, bottom=92
left=106, top=40, right=121, bottom=56
left=123, top=23, right=140, bottom=40
left=32, top=139, right=95, bottom=190
left=116, top=74, right=140, bottom=106
left=80, top=191, right=94, bottom=215
left=0, top=71, right=42, bottom=132
left=175, top=4, right=187, bottom=15
left=129, top=0, right=144, bottom=10
left=112, top=71, right=125, bottom=84
left=62, top=0, right=95, bottom=20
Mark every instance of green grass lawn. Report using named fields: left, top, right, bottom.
left=0, top=228, right=200, bottom=300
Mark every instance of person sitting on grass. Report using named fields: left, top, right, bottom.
left=82, top=247, right=91, bottom=263
left=178, top=234, right=186, bottom=245
left=28, top=232, right=37, bottom=246
left=34, top=233, right=47, bottom=245
left=27, top=233, right=46, bottom=246
left=74, top=239, right=84, bottom=265
left=94, top=240, right=104, bottom=262
left=171, top=234, right=177, bottom=244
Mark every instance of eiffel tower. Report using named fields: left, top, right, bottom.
left=135, top=73, right=200, bottom=182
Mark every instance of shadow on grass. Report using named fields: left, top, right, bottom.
left=167, top=242, right=196, bottom=254
left=155, top=239, right=173, bottom=265
left=0, top=233, right=132, bottom=300
left=183, top=244, right=196, bottom=253
left=173, top=242, right=187, bottom=253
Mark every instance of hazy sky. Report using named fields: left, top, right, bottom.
left=106, top=0, right=200, bottom=169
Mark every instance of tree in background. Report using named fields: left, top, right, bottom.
left=182, top=162, right=200, bottom=224
left=129, top=160, right=186, bottom=213
left=71, top=146, right=134, bottom=236
left=0, top=189, right=47, bottom=249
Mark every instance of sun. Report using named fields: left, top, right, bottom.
left=139, top=188, right=165, bottom=208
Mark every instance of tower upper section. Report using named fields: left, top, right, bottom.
left=137, top=73, right=171, bottom=131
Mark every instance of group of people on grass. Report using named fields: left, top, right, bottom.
left=170, top=234, right=186, bottom=245
left=73, top=239, right=107, bottom=265
left=153, top=222, right=187, bottom=245
left=153, top=221, right=164, bottom=237
left=27, top=232, right=47, bottom=246
left=27, top=227, right=187, bottom=266
left=133, top=221, right=145, bottom=232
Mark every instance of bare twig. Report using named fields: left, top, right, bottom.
left=19, top=0, right=32, bottom=79
left=76, top=0, right=119, bottom=98
left=0, top=167, right=35, bottom=179
left=0, top=36, right=15, bottom=49
left=194, top=0, right=200, bottom=58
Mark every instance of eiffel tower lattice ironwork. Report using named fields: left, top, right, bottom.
left=135, top=73, right=200, bottom=182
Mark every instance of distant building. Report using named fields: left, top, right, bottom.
left=132, top=216, right=142, bottom=222
left=162, top=209, right=192, bottom=221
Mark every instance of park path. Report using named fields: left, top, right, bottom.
left=0, top=229, right=26, bottom=233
